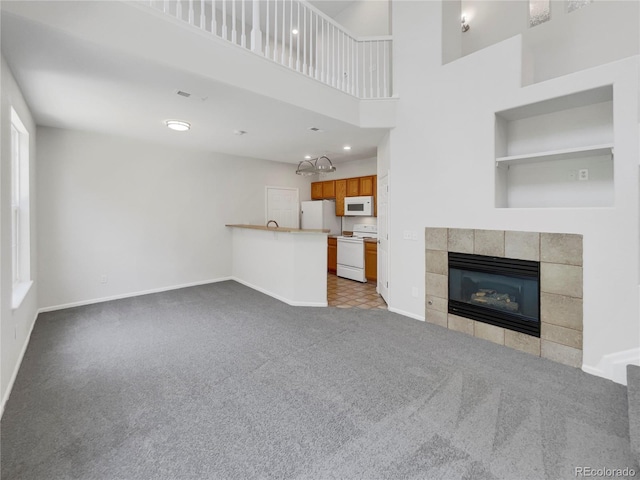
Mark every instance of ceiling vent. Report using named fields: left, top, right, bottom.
left=308, top=127, right=323, bottom=132
left=176, top=90, right=192, bottom=98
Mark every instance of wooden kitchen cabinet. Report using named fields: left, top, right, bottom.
left=328, top=237, right=337, bottom=273
left=311, top=182, right=323, bottom=200
left=322, top=180, right=336, bottom=198
left=365, top=241, right=377, bottom=281
left=346, top=178, right=360, bottom=197
left=359, top=176, right=374, bottom=196
left=335, top=179, right=346, bottom=216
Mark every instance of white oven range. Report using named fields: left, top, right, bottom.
left=336, top=224, right=378, bottom=282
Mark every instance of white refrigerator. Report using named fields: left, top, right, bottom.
left=300, top=200, right=341, bottom=234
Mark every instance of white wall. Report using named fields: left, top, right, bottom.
left=389, top=1, right=639, bottom=382
left=333, top=0, right=391, bottom=36
left=36, top=127, right=311, bottom=309
left=453, top=0, right=639, bottom=83
left=1, top=56, right=39, bottom=413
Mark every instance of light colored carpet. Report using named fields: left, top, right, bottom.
left=628, top=365, right=640, bottom=465
left=2, top=281, right=638, bottom=479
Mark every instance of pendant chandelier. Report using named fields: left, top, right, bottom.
left=295, top=155, right=336, bottom=176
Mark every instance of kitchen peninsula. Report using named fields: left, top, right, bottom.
left=226, top=224, right=329, bottom=306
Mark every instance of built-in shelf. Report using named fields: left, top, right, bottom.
left=496, top=143, right=614, bottom=167
left=494, top=85, right=614, bottom=209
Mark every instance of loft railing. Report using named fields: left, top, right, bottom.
left=145, top=0, right=393, bottom=99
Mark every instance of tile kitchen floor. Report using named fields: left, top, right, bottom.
left=327, top=273, right=387, bottom=310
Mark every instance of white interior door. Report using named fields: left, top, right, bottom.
left=265, top=187, right=299, bottom=228
left=378, top=173, right=389, bottom=302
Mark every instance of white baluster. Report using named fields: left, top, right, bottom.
left=302, top=6, right=307, bottom=75
left=222, top=0, right=227, bottom=39
left=231, top=0, right=237, bottom=44
left=265, top=0, right=270, bottom=57
left=211, top=0, right=217, bottom=35
left=376, top=41, right=381, bottom=98
left=241, top=0, right=246, bottom=48
left=342, top=32, right=346, bottom=91
left=273, top=0, right=278, bottom=61
left=200, top=0, right=205, bottom=29
left=369, top=41, right=373, bottom=98
left=383, top=40, right=388, bottom=97
left=288, top=0, right=293, bottom=68
left=251, top=0, right=261, bottom=52
left=314, top=14, right=319, bottom=80
left=295, top=2, right=300, bottom=71
left=281, top=0, right=286, bottom=64
left=331, top=24, right=336, bottom=87
left=163, top=0, right=168, bottom=13
left=188, top=0, right=194, bottom=24
left=176, top=0, right=182, bottom=20
left=351, top=37, right=355, bottom=95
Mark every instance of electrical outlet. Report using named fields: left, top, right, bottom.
left=578, top=169, right=589, bottom=181
left=100, top=275, right=108, bottom=284
left=403, top=230, right=417, bottom=241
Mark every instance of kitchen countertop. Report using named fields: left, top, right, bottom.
left=226, top=224, right=329, bottom=234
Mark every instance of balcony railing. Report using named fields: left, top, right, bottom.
left=145, top=0, right=393, bottom=99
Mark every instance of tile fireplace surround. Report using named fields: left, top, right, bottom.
left=425, top=228, right=583, bottom=368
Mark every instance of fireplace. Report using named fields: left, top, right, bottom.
left=448, top=252, right=540, bottom=337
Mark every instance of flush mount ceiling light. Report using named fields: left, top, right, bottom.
left=292, top=28, right=299, bottom=35
left=343, top=145, right=352, bottom=150
left=304, top=155, right=312, bottom=159
left=165, top=120, right=191, bottom=131
left=296, top=155, right=336, bottom=176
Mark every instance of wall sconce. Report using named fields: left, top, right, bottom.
left=461, top=15, right=470, bottom=32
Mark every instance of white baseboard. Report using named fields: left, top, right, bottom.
left=583, top=348, right=640, bottom=386
left=38, top=277, right=233, bottom=313
left=230, top=277, right=327, bottom=307
left=1, top=310, right=38, bottom=418
left=388, top=306, right=426, bottom=322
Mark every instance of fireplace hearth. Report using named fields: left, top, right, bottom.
left=448, top=252, right=540, bottom=337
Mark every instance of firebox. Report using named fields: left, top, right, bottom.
left=448, top=252, right=540, bottom=337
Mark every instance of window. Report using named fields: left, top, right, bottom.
left=529, top=0, right=551, bottom=27
left=10, top=107, right=32, bottom=309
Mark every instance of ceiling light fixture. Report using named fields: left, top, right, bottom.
left=343, top=145, right=352, bottom=150
left=165, top=120, right=191, bottom=131
left=296, top=155, right=336, bottom=176
left=292, top=28, right=299, bottom=35
left=304, top=155, right=312, bottom=159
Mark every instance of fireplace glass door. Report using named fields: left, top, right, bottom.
left=448, top=253, right=540, bottom=337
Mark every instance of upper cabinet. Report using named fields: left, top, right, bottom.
left=311, top=180, right=336, bottom=200
left=312, top=175, right=377, bottom=216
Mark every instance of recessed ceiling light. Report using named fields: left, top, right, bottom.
left=304, top=155, right=311, bottom=159
left=165, top=120, right=191, bottom=131
left=343, top=145, right=352, bottom=150
left=292, top=29, right=299, bottom=35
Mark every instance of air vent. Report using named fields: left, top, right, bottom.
left=308, top=127, right=323, bottom=132
left=176, top=90, right=192, bottom=98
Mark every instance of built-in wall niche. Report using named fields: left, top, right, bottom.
left=495, top=85, right=614, bottom=208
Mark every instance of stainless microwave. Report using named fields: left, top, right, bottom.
left=344, top=196, right=374, bottom=216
